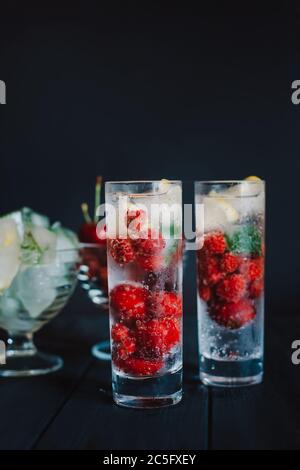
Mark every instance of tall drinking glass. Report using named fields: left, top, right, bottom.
left=106, top=181, right=183, bottom=408
left=195, top=179, right=265, bottom=386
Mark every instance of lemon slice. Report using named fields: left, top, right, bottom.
left=0, top=218, right=21, bottom=291
left=203, top=196, right=239, bottom=231
left=244, top=175, right=261, bottom=181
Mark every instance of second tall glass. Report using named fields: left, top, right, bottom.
left=195, top=179, right=265, bottom=386
left=106, top=181, right=183, bottom=408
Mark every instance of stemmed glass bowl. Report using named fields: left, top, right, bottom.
left=0, top=248, right=79, bottom=376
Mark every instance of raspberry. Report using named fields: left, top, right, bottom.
left=198, top=252, right=223, bottom=286
left=110, top=284, right=148, bottom=320
left=240, top=257, right=263, bottom=282
left=216, top=273, right=246, bottom=303
left=132, top=228, right=166, bottom=256
left=137, top=318, right=180, bottom=357
left=108, top=238, right=135, bottom=264
left=220, top=252, right=240, bottom=274
left=210, top=299, right=256, bottom=329
left=111, top=323, right=130, bottom=343
left=126, top=208, right=147, bottom=231
left=249, top=278, right=264, bottom=298
left=113, top=337, right=136, bottom=361
left=115, top=357, right=163, bottom=376
left=203, top=232, right=227, bottom=255
left=147, top=291, right=182, bottom=319
left=162, top=318, right=181, bottom=350
left=136, top=254, right=165, bottom=272
left=199, top=285, right=211, bottom=302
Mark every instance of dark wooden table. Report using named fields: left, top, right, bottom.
left=0, top=256, right=299, bottom=451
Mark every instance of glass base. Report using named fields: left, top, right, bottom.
left=91, top=340, right=111, bottom=361
left=200, top=371, right=263, bottom=387
left=0, top=351, right=63, bottom=377
left=112, top=367, right=182, bottom=409
left=0, top=333, right=63, bottom=377
left=200, top=355, right=263, bottom=387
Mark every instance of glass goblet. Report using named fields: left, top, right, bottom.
left=0, top=248, right=79, bottom=376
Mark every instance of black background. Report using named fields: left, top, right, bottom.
left=0, top=4, right=300, bottom=451
left=1, top=5, right=297, bottom=297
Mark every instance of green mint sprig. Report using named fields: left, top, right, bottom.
left=226, top=225, right=262, bottom=256
left=20, top=230, right=45, bottom=264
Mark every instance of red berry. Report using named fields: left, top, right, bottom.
left=126, top=208, right=147, bottom=231
left=147, top=291, right=182, bottom=319
left=137, top=318, right=180, bottom=357
left=111, top=323, right=130, bottom=343
left=198, top=252, right=223, bottom=286
left=110, top=283, right=148, bottom=320
left=216, top=273, right=246, bottom=303
left=96, top=223, right=107, bottom=244
left=136, top=254, right=165, bottom=272
left=211, top=299, right=256, bottom=329
left=108, top=238, right=135, bottom=264
left=199, top=284, right=211, bottom=302
left=79, top=222, right=106, bottom=245
left=115, top=357, right=163, bottom=376
left=220, top=252, right=241, bottom=274
left=114, top=337, right=136, bottom=360
left=162, top=318, right=181, bottom=350
left=203, top=232, right=227, bottom=255
left=240, top=257, right=263, bottom=282
left=249, top=278, right=264, bottom=298
left=132, top=228, right=166, bottom=256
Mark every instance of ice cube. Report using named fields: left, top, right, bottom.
left=16, top=266, right=57, bottom=318
left=4, top=207, right=50, bottom=239
left=0, top=295, right=21, bottom=318
left=51, top=223, right=79, bottom=263
left=0, top=218, right=21, bottom=291
left=31, top=226, right=57, bottom=263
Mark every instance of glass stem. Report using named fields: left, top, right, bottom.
left=6, top=333, right=36, bottom=357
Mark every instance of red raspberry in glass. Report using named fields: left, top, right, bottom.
left=198, top=252, right=223, bottom=286
left=211, top=299, right=256, bottom=329
left=249, top=278, right=264, bottom=299
left=108, top=238, right=135, bottom=264
left=132, top=228, right=166, bottom=256
left=111, top=323, right=130, bottom=343
left=137, top=318, right=180, bottom=357
left=136, top=254, right=165, bottom=272
left=126, top=208, right=147, bottom=231
left=203, top=232, right=227, bottom=255
left=162, top=318, right=181, bottom=350
left=110, top=283, right=148, bottom=320
left=115, top=357, right=163, bottom=376
left=199, top=284, right=211, bottom=302
left=216, top=273, right=246, bottom=303
left=240, top=257, right=263, bottom=282
left=220, top=252, right=241, bottom=274
left=147, top=291, right=182, bottom=319
left=114, top=337, right=136, bottom=361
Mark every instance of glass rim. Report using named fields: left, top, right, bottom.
left=194, top=179, right=265, bottom=184
left=105, top=180, right=182, bottom=185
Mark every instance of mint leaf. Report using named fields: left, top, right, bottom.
left=227, top=225, right=262, bottom=256
left=20, top=230, right=44, bottom=264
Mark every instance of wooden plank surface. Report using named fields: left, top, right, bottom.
left=210, top=298, right=300, bottom=450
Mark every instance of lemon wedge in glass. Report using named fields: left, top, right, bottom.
left=203, top=196, right=239, bottom=231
